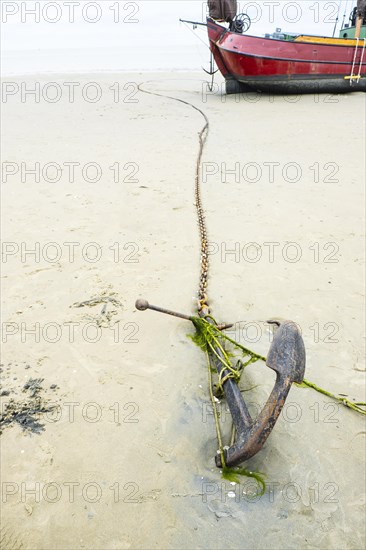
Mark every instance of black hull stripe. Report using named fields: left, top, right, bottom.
left=233, top=73, right=365, bottom=81
left=217, top=44, right=366, bottom=67
left=230, top=76, right=366, bottom=93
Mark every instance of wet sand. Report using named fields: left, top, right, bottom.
left=1, top=73, right=365, bottom=549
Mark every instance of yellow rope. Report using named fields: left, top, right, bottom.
left=205, top=351, right=226, bottom=468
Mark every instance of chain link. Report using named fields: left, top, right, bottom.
left=195, top=121, right=210, bottom=316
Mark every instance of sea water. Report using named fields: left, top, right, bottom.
left=1, top=0, right=339, bottom=76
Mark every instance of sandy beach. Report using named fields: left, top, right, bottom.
left=1, top=73, right=365, bottom=549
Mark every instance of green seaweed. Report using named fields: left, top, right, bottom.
left=297, top=379, right=366, bottom=415
left=190, top=316, right=264, bottom=365
left=222, top=466, right=266, bottom=496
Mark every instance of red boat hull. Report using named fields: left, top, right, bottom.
left=207, top=18, right=366, bottom=93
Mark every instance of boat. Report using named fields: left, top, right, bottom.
left=189, top=0, right=366, bottom=93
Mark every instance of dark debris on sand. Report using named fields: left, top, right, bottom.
left=0, top=366, right=57, bottom=435
left=0, top=398, right=55, bottom=435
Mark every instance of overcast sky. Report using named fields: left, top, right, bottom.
left=1, top=0, right=356, bottom=74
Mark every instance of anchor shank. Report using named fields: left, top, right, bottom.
left=215, top=320, right=306, bottom=468
left=205, top=317, right=253, bottom=435
left=216, top=373, right=293, bottom=467
left=210, top=351, right=253, bottom=434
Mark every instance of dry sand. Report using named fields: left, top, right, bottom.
left=1, top=73, right=365, bottom=549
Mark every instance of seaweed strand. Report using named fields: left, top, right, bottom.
left=190, top=316, right=366, bottom=415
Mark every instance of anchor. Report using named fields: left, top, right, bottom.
left=202, top=52, right=218, bottom=93
left=202, top=51, right=218, bottom=77
left=135, top=299, right=306, bottom=468
left=179, top=19, right=218, bottom=90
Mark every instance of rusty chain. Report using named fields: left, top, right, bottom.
left=137, top=81, right=211, bottom=316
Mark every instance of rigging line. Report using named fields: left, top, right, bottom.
left=341, top=0, right=349, bottom=28
left=333, top=0, right=343, bottom=36
left=181, top=20, right=212, bottom=50
left=181, top=21, right=217, bottom=91
left=137, top=81, right=211, bottom=314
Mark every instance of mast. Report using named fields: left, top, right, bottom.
left=355, top=0, right=366, bottom=38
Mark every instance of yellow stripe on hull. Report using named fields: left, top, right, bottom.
left=295, top=35, right=362, bottom=46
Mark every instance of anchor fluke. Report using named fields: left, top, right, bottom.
left=266, top=320, right=306, bottom=384
left=202, top=66, right=218, bottom=76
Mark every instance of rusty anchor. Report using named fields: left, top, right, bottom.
left=135, top=299, right=305, bottom=468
